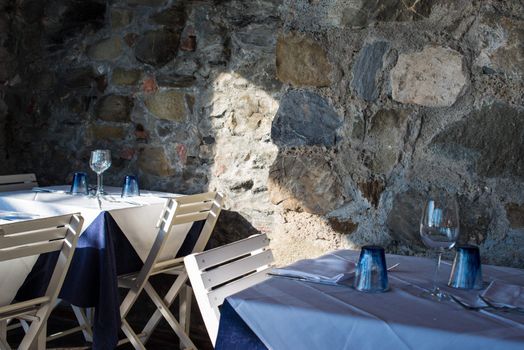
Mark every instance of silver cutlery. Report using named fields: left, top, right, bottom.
left=32, top=187, right=68, bottom=194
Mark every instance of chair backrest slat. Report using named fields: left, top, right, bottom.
left=172, top=211, right=211, bottom=225
left=207, top=269, right=269, bottom=309
left=0, top=240, right=64, bottom=261
left=175, top=201, right=214, bottom=215
left=173, top=192, right=216, bottom=205
left=0, top=214, right=72, bottom=235
left=0, top=174, right=38, bottom=192
left=184, top=233, right=273, bottom=346
left=201, top=249, right=274, bottom=290
left=193, top=233, right=270, bottom=270
left=0, top=227, right=68, bottom=249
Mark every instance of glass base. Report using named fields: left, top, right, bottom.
left=420, top=287, right=450, bottom=302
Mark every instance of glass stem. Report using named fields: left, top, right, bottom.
left=432, top=249, right=443, bottom=293
left=96, top=173, right=103, bottom=197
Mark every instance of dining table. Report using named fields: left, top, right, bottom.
left=0, top=185, right=204, bottom=349
left=215, top=250, right=524, bottom=350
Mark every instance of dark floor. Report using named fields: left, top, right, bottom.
left=7, top=277, right=213, bottom=349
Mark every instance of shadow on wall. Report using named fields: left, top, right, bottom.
left=2, top=0, right=524, bottom=267
left=1, top=0, right=280, bottom=241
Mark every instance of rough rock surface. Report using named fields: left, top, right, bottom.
left=271, top=90, right=342, bottom=147
left=390, top=46, right=468, bottom=107
left=87, top=37, right=123, bottom=61
left=96, top=95, right=133, bottom=122
left=276, top=33, right=331, bottom=87
left=1, top=0, right=524, bottom=269
left=431, top=103, right=524, bottom=179
left=351, top=41, right=389, bottom=101
left=268, top=148, right=347, bottom=215
left=144, top=91, right=188, bottom=122
left=135, top=30, right=180, bottom=67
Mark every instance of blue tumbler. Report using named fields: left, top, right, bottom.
left=353, top=246, right=389, bottom=293
left=70, top=172, right=89, bottom=195
left=448, top=245, right=483, bottom=290
left=121, top=175, right=140, bottom=198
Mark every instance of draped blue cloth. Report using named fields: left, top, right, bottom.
left=16, top=212, right=204, bottom=349
left=215, top=300, right=267, bottom=350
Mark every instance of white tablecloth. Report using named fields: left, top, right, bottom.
left=226, top=251, right=524, bottom=350
left=0, top=186, right=192, bottom=306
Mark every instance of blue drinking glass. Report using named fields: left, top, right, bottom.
left=121, top=175, right=140, bottom=198
left=448, top=245, right=483, bottom=290
left=70, top=172, right=89, bottom=195
left=353, top=245, right=389, bottom=293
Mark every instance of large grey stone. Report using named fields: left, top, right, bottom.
left=87, top=37, right=123, bottom=61
left=62, top=68, right=97, bottom=89
left=351, top=41, right=389, bottom=101
left=506, top=203, right=524, bottom=229
left=368, top=109, right=409, bottom=174
left=145, top=91, right=187, bottom=121
left=390, top=46, right=468, bottom=107
left=470, top=10, right=524, bottom=77
left=135, top=30, right=180, bottom=67
left=387, top=190, right=492, bottom=246
left=386, top=189, right=425, bottom=245
left=111, top=8, right=133, bottom=29
left=276, top=33, right=331, bottom=87
left=268, top=148, right=348, bottom=215
left=151, top=4, right=186, bottom=31
left=138, top=147, right=173, bottom=176
left=432, top=103, right=524, bottom=179
left=96, top=95, right=133, bottom=122
left=271, top=91, right=342, bottom=148
left=341, top=0, right=434, bottom=27
left=112, top=68, right=142, bottom=86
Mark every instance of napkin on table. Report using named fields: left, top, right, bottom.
left=270, top=254, right=355, bottom=285
left=481, top=280, right=524, bottom=309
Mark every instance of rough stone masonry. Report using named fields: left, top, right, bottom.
left=0, top=0, right=523, bottom=267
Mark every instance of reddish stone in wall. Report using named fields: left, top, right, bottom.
left=142, top=76, right=158, bottom=93
left=176, top=143, right=187, bottom=165
left=180, top=35, right=196, bottom=51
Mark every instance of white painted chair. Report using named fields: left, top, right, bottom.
left=118, top=192, right=224, bottom=350
left=0, top=173, right=94, bottom=344
left=184, top=234, right=274, bottom=347
left=0, top=213, right=83, bottom=350
left=0, top=174, right=38, bottom=192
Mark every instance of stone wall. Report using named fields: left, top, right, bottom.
left=2, top=0, right=523, bottom=267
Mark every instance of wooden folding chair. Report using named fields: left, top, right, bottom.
left=117, top=192, right=224, bottom=350
left=0, top=213, right=83, bottom=350
left=0, top=174, right=38, bottom=192
left=0, top=174, right=94, bottom=344
left=184, top=234, right=274, bottom=347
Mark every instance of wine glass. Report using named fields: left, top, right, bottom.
left=420, top=192, right=460, bottom=300
left=90, top=149, right=112, bottom=197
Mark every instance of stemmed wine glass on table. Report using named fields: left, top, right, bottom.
left=89, top=149, right=112, bottom=198
left=420, top=192, right=460, bottom=300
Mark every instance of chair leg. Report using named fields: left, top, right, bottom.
left=140, top=273, right=188, bottom=344
left=71, top=306, right=93, bottom=342
left=27, top=323, right=46, bottom=350
left=144, top=282, right=196, bottom=349
left=179, top=285, right=192, bottom=348
left=0, top=320, right=10, bottom=350
left=121, top=319, right=146, bottom=350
